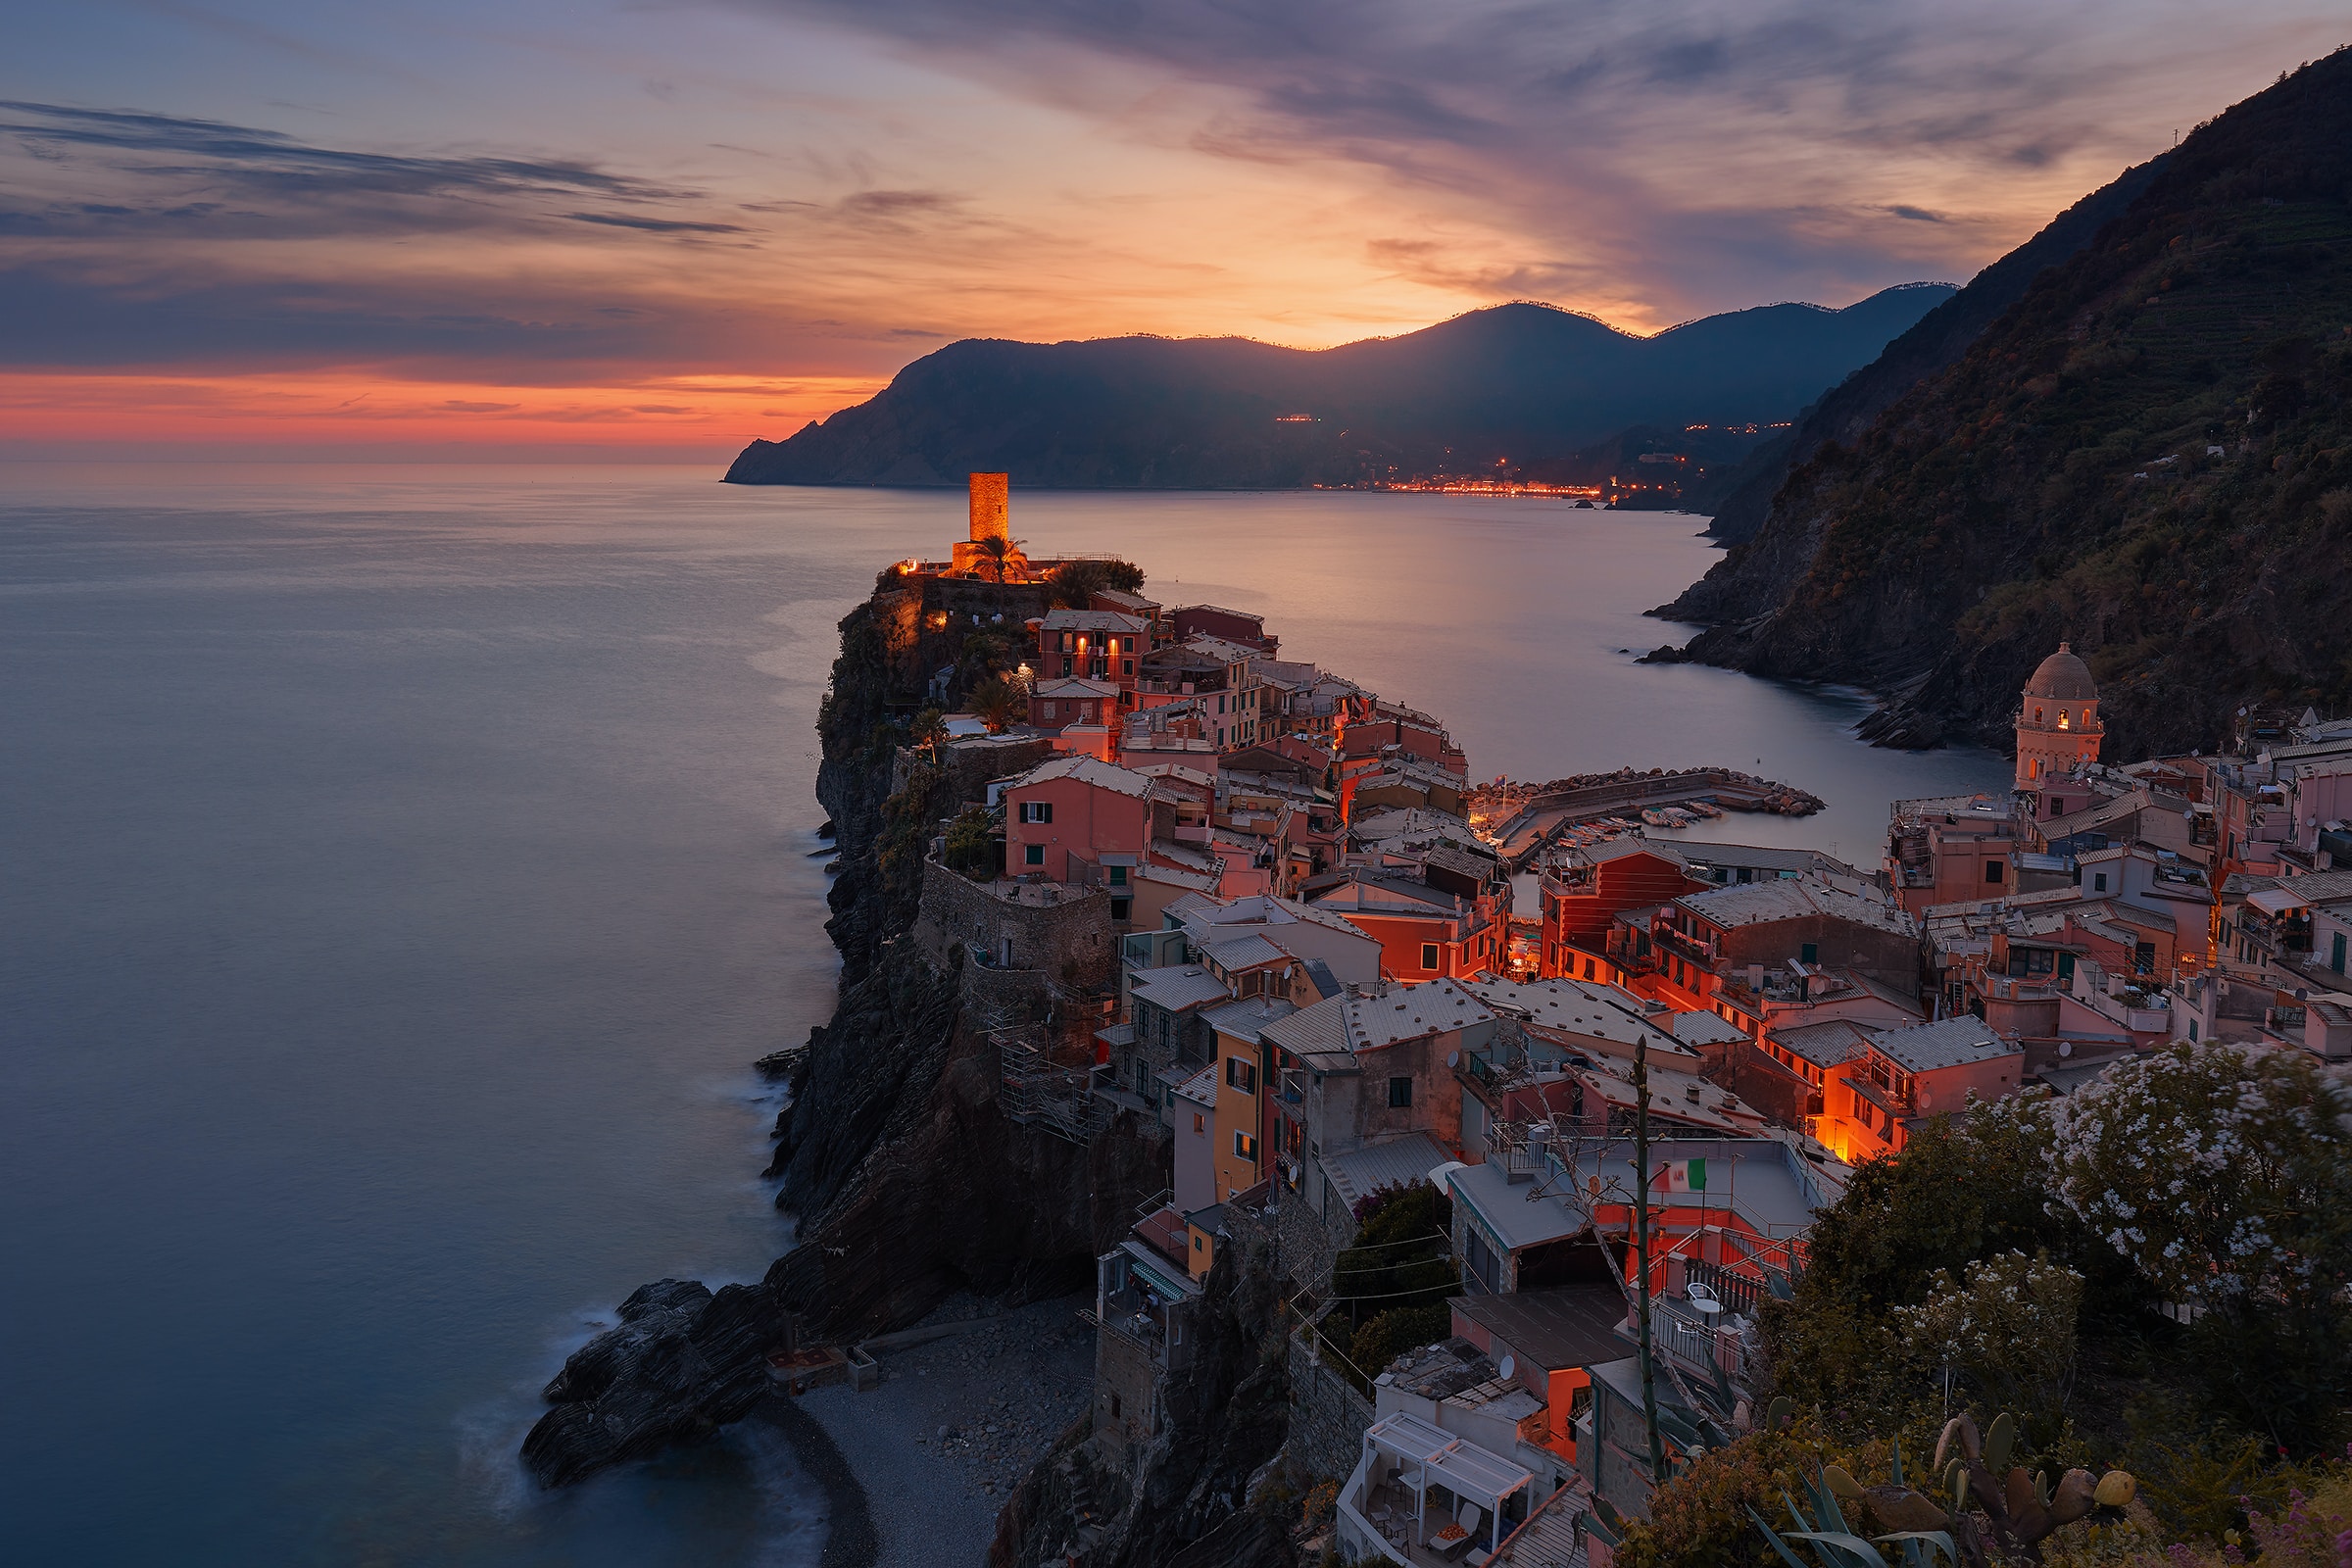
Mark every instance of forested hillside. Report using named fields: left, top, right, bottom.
left=1664, top=47, right=2352, bottom=757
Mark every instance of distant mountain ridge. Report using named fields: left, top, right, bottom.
left=1659, top=45, right=2352, bottom=758
left=723, top=285, right=1955, bottom=490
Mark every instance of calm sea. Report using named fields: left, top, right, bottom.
left=0, top=466, right=2005, bottom=1566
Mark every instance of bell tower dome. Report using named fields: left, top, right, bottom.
left=2015, top=642, right=2102, bottom=812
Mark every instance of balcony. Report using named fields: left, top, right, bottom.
left=1134, top=673, right=1228, bottom=697
left=1684, top=1258, right=1764, bottom=1317
left=1084, top=1293, right=1170, bottom=1367
left=1650, top=1296, right=1751, bottom=1386
left=1485, top=1119, right=1564, bottom=1185
left=1654, top=926, right=1719, bottom=965
left=1980, top=971, right=2062, bottom=1003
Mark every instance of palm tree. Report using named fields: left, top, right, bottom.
left=910, top=706, right=950, bottom=760
left=975, top=535, right=1022, bottom=583
left=968, top=675, right=1025, bottom=734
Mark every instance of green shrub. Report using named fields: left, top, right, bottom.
left=1349, top=1305, right=1453, bottom=1382
left=1614, top=1419, right=1900, bottom=1568
left=941, top=808, right=997, bottom=879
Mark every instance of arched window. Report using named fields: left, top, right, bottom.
left=2034, top=707, right=2044, bottom=723
left=2057, top=710, right=2071, bottom=731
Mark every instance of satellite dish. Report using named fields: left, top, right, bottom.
left=1447, top=1051, right=1460, bottom=1067
left=2057, top=1041, right=2073, bottom=1058
left=1498, top=1354, right=1516, bottom=1381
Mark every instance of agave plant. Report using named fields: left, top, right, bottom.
left=1748, top=1433, right=1959, bottom=1568
left=1746, top=1410, right=2135, bottom=1568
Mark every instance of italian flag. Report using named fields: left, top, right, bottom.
left=1653, top=1158, right=1710, bottom=1194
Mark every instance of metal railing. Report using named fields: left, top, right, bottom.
left=1685, top=1259, right=1762, bottom=1316
left=1651, top=1299, right=1750, bottom=1385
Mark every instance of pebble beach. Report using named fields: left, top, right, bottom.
left=793, top=1294, right=1096, bottom=1568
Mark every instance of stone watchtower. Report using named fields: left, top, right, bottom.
left=950, top=472, right=1027, bottom=577
left=2014, top=642, right=2103, bottom=810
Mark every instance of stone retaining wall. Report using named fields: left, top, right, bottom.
left=911, top=858, right=1115, bottom=994
left=1282, top=1320, right=1375, bottom=1486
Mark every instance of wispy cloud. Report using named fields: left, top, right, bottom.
left=563, top=211, right=749, bottom=235
left=744, top=0, right=2348, bottom=315
left=0, top=100, right=729, bottom=243
left=3, top=0, right=2341, bottom=450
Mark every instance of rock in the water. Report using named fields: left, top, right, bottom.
left=520, top=1277, right=794, bottom=1488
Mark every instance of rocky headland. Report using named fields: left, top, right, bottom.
left=520, top=565, right=1291, bottom=1567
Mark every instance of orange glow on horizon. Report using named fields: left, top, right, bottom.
left=0, top=369, right=885, bottom=450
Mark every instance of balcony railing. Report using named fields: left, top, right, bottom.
left=1487, top=1120, right=1562, bottom=1185
left=1654, top=926, right=1719, bottom=965
left=1684, top=1259, right=1763, bottom=1317
left=1651, top=1298, right=1751, bottom=1385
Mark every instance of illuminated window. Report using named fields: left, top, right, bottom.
left=1233, top=1131, right=1258, bottom=1162
left=2058, top=710, right=2071, bottom=730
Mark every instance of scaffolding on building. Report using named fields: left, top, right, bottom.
left=985, top=991, right=1111, bottom=1146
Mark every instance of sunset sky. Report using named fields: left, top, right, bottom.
left=4, top=1, right=2344, bottom=459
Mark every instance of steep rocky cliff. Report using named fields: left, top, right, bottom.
left=525, top=573, right=1165, bottom=1483
left=1659, top=47, right=2352, bottom=757
left=988, top=1236, right=1298, bottom=1568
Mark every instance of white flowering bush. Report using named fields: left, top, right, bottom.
left=1892, top=1250, right=2083, bottom=1399
left=2046, top=1041, right=2352, bottom=1311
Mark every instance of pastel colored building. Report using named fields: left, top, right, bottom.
left=1308, top=867, right=1505, bottom=981
left=1003, top=755, right=1155, bottom=885
left=1035, top=608, right=1151, bottom=696
left=1540, top=840, right=1707, bottom=976
left=1208, top=996, right=1295, bottom=1201
left=1170, top=604, right=1277, bottom=654
left=1031, top=676, right=1119, bottom=732
left=1813, top=1016, right=2022, bottom=1162
left=2014, top=644, right=2104, bottom=811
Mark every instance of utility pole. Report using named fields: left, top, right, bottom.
left=1633, top=1030, right=1665, bottom=1483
